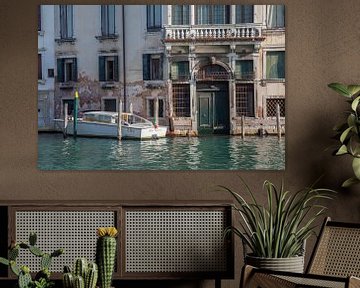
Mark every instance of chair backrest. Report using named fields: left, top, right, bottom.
left=307, top=217, right=360, bottom=277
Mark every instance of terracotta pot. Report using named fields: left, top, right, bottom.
left=245, top=254, right=305, bottom=273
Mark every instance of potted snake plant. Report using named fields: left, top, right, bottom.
left=222, top=179, right=334, bottom=273
left=328, top=83, right=360, bottom=187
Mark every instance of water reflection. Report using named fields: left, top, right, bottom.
left=38, top=134, right=285, bottom=170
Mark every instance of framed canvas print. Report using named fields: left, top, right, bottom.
left=37, top=4, right=285, bottom=170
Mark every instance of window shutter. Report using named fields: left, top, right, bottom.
left=57, top=58, right=64, bottom=82
left=99, top=56, right=106, bottom=81
left=159, top=54, right=163, bottom=80
left=143, top=54, right=150, bottom=80
left=114, top=56, right=119, bottom=82
left=171, top=63, right=178, bottom=80
left=72, top=58, right=77, bottom=82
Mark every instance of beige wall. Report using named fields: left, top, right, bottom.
left=1, top=1, right=360, bottom=287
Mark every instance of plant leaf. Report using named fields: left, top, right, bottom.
left=328, top=83, right=351, bottom=98
left=342, top=177, right=360, bottom=188
left=352, top=157, right=360, bottom=180
left=347, top=85, right=360, bottom=97
left=351, top=96, right=360, bottom=111
left=340, top=126, right=353, bottom=143
left=336, top=145, right=348, bottom=155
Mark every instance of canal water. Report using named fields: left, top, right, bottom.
left=38, top=134, right=285, bottom=170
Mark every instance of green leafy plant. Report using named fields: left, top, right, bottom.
left=328, top=83, right=360, bottom=187
left=0, top=232, right=63, bottom=288
left=222, top=179, right=335, bottom=258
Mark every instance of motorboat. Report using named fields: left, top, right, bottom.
left=54, top=111, right=167, bottom=140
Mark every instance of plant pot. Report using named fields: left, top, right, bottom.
left=245, top=254, right=305, bottom=273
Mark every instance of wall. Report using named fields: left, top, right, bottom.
left=1, top=1, right=360, bottom=288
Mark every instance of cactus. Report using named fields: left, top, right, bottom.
left=96, top=227, right=118, bottom=288
left=73, top=275, right=85, bottom=288
left=29, top=245, right=44, bottom=257
left=63, top=272, right=74, bottom=288
left=63, top=259, right=98, bottom=288
left=85, top=263, right=98, bottom=288
left=74, top=258, right=88, bottom=280
left=29, top=232, right=37, bottom=246
left=0, top=233, right=63, bottom=288
left=41, top=253, right=52, bottom=270
left=18, top=270, right=32, bottom=288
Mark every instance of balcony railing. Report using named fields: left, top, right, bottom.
left=164, top=25, right=263, bottom=42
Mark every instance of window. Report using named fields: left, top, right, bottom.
left=172, top=5, right=190, bottom=25
left=38, top=54, right=42, bottom=80
left=196, top=5, right=230, bottom=25
left=104, top=99, right=117, bottom=112
left=235, top=60, right=254, bottom=80
left=62, top=99, right=74, bottom=116
left=147, top=98, right=165, bottom=118
left=267, top=5, right=285, bottom=28
left=147, top=5, right=162, bottom=31
left=236, top=5, right=253, bottom=23
left=266, top=98, right=285, bottom=117
left=266, top=51, right=285, bottom=79
left=99, top=56, right=119, bottom=82
left=60, top=5, right=74, bottom=39
left=57, top=58, right=77, bottom=83
left=171, top=61, right=189, bottom=81
left=236, top=84, right=254, bottom=117
left=48, top=69, right=54, bottom=78
left=101, top=5, right=116, bottom=36
left=38, top=6, right=42, bottom=31
left=143, top=54, right=163, bottom=80
left=172, top=84, right=190, bottom=117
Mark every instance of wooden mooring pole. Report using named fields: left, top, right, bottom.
left=117, top=100, right=123, bottom=140
left=241, top=115, right=245, bottom=138
left=276, top=103, right=281, bottom=139
left=73, top=91, right=79, bottom=138
left=154, top=97, right=159, bottom=128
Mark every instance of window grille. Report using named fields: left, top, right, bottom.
left=236, top=84, right=254, bottom=117
left=172, top=84, right=190, bottom=117
left=266, top=97, right=285, bottom=117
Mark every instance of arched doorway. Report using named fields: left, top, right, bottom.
left=196, top=64, right=230, bottom=134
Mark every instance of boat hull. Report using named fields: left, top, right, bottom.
left=54, top=119, right=167, bottom=140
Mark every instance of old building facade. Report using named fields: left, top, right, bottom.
left=40, top=5, right=285, bottom=135
left=38, top=5, right=55, bottom=130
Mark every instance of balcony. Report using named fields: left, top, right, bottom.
left=164, top=24, right=263, bottom=42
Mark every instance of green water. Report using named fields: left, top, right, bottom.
left=38, top=134, right=285, bottom=170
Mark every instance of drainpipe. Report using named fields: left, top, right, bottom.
left=122, top=5, right=126, bottom=112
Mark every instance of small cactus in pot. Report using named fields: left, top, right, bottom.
left=62, top=259, right=98, bottom=288
left=96, top=227, right=118, bottom=288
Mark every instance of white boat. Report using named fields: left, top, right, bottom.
left=54, top=111, right=167, bottom=140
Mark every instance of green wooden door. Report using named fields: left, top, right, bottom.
left=213, top=90, right=229, bottom=134
left=198, top=92, right=213, bottom=134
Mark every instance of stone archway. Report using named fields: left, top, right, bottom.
left=193, top=60, right=231, bottom=134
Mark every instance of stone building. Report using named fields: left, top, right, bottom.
left=41, top=5, right=285, bottom=135
left=38, top=5, right=55, bottom=130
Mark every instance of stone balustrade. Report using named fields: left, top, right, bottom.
left=164, top=25, right=263, bottom=42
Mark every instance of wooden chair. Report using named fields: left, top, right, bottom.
left=241, top=217, right=360, bottom=288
